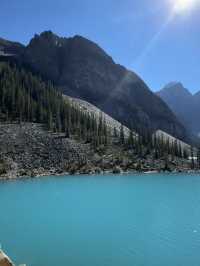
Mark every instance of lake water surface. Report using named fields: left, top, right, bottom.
left=1, top=174, right=200, bottom=266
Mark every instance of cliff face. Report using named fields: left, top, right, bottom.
left=0, top=31, right=188, bottom=141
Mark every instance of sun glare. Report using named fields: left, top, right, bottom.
left=172, top=0, right=199, bottom=14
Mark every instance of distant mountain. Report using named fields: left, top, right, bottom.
left=194, top=91, right=200, bottom=105
left=193, top=91, right=200, bottom=137
left=0, top=31, right=188, bottom=141
left=157, top=82, right=200, bottom=137
left=0, top=38, right=24, bottom=56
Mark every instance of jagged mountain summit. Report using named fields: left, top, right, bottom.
left=0, top=31, right=188, bottom=141
left=157, top=82, right=194, bottom=103
left=157, top=82, right=200, bottom=137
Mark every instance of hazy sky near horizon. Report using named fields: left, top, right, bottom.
left=1, top=0, right=200, bottom=93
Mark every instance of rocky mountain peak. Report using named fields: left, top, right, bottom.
left=69, top=34, right=114, bottom=61
left=157, top=82, right=200, bottom=137
left=164, top=81, right=183, bottom=88
left=158, top=82, right=193, bottom=103
left=28, top=30, right=65, bottom=48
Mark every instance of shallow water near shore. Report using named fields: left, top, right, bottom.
left=1, top=173, right=200, bottom=266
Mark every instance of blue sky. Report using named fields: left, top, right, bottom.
left=1, top=0, right=200, bottom=93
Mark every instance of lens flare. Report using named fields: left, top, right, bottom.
left=172, top=0, right=199, bottom=14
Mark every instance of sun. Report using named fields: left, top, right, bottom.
left=172, top=0, right=199, bottom=14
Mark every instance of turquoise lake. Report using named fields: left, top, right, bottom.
left=1, top=174, right=200, bottom=266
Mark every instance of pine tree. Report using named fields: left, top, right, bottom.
left=113, top=127, right=118, bottom=138
left=197, top=147, right=200, bottom=169
left=55, top=111, right=62, bottom=133
left=128, top=130, right=134, bottom=148
left=103, top=117, right=108, bottom=146
left=47, top=110, right=53, bottom=131
left=178, top=143, right=183, bottom=158
left=183, top=148, right=188, bottom=159
left=98, top=112, right=103, bottom=145
left=190, top=146, right=195, bottom=169
left=120, top=124, right=125, bottom=145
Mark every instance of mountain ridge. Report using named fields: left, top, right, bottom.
left=0, top=37, right=198, bottom=177
left=158, top=82, right=200, bottom=96
left=0, top=31, right=188, bottom=142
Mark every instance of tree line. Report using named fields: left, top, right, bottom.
left=0, top=62, right=109, bottom=148
left=0, top=61, right=199, bottom=169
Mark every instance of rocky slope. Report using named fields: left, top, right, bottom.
left=157, top=82, right=200, bottom=137
left=65, top=95, right=134, bottom=138
left=0, top=123, right=94, bottom=179
left=0, top=31, right=188, bottom=141
left=154, top=130, right=191, bottom=153
left=0, top=122, right=194, bottom=179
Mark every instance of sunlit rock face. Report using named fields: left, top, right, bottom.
left=0, top=31, right=188, bottom=141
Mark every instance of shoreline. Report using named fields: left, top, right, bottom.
left=0, top=168, right=200, bottom=181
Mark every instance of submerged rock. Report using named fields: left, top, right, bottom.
left=0, top=250, right=14, bottom=266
